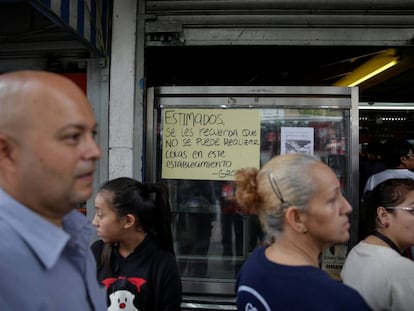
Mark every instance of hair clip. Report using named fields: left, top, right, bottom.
left=267, top=170, right=292, bottom=207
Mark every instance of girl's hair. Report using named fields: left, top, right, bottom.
left=98, top=177, right=174, bottom=272
left=365, top=178, right=414, bottom=234
left=235, top=153, right=321, bottom=242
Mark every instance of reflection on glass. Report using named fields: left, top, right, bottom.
left=172, top=180, right=217, bottom=277
left=163, top=107, right=348, bottom=280
left=220, top=181, right=243, bottom=272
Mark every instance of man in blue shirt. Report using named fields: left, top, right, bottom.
left=0, top=71, right=106, bottom=310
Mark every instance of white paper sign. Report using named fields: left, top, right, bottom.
left=281, top=127, right=314, bottom=155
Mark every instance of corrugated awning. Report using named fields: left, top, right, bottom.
left=0, top=0, right=111, bottom=58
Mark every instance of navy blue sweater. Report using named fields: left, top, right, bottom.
left=236, top=246, right=372, bottom=311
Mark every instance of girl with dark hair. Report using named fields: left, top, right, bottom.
left=342, top=178, right=414, bottom=311
left=91, top=177, right=181, bottom=311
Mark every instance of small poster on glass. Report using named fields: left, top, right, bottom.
left=281, top=127, right=314, bottom=155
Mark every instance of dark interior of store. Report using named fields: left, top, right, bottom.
left=146, top=45, right=414, bottom=146
left=146, top=45, right=414, bottom=103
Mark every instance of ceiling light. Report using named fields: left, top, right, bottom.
left=334, top=49, right=399, bottom=87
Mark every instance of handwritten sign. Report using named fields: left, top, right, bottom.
left=161, top=108, right=261, bottom=180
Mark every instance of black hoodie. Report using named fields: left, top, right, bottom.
left=91, top=236, right=182, bottom=311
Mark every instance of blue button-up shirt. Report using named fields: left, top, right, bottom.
left=0, top=188, right=106, bottom=310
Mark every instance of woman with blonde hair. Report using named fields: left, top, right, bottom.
left=235, top=153, right=370, bottom=310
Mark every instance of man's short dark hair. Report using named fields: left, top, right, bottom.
left=382, top=139, right=413, bottom=168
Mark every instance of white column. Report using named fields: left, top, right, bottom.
left=108, top=0, right=137, bottom=179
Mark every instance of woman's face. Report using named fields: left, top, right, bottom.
left=92, top=191, right=126, bottom=243
left=387, top=189, right=414, bottom=250
left=302, top=162, right=352, bottom=249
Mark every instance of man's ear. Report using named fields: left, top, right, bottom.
left=285, top=206, right=307, bottom=233
left=0, top=133, right=17, bottom=169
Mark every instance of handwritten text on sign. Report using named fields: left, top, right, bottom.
left=161, top=109, right=261, bottom=180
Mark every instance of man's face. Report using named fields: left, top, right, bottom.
left=11, top=78, right=101, bottom=220
left=403, top=149, right=414, bottom=169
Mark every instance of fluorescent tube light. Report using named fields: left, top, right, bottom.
left=334, top=49, right=399, bottom=87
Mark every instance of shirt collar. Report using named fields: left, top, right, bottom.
left=0, top=188, right=91, bottom=269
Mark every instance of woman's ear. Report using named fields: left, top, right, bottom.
left=285, top=206, right=307, bottom=233
left=376, top=206, right=390, bottom=228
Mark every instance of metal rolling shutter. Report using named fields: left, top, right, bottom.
left=145, top=0, right=414, bottom=46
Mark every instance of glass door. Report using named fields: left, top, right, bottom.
left=145, top=86, right=359, bottom=296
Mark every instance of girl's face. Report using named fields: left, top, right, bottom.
left=387, top=190, right=414, bottom=250
left=301, top=162, right=353, bottom=249
left=92, top=191, right=126, bottom=243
